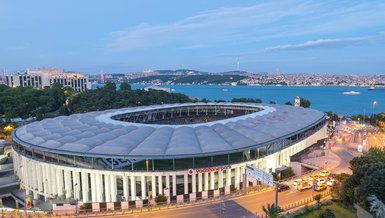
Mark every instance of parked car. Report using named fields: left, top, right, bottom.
left=316, top=178, right=326, bottom=184
left=327, top=179, right=336, bottom=186
left=297, top=181, right=312, bottom=191
left=315, top=184, right=327, bottom=191
left=277, top=184, right=290, bottom=192
left=309, top=175, right=320, bottom=181
left=320, top=170, right=331, bottom=177
left=293, top=179, right=303, bottom=187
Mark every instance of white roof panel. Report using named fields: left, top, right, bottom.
left=13, top=103, right=325, bottom=158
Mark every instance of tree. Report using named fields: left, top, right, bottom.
left=368, top=195, right=385, bottom=218
left=319, top=209, right=336, bottom=218
left=119, top=82, right=131, bottom=91
left=262, top=203, right=284, bottom=218
left=300, top=98, right=311, bottom=108
left=284, top=101, right=292, bottom=106
left=155, top=194, right=167, bottom=204
left=331, top=173, right=354, bottom=205
left=103, top=82, right=117, bottom=91
left=360, top=168, right=385, bottom=202
left=231, top=98, right=262, bottom=103
left=325, top=112, right=340, bottom=121
left=314, top=194, right=322, bottom=204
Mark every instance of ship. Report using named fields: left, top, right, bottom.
left=342, top=91, right=360, bottom=95
left=368, top=85, right=385, bottom=91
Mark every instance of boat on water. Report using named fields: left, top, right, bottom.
left=342, top=91, right=360, bottom=95
left=368, top=86, right=385, bottom=90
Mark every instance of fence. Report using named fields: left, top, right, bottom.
left=281, top=189, right=331, bottom=211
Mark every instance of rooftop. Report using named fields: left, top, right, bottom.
left=13, top=103, right=325, bottom=159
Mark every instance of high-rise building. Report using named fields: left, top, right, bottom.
left=5, top=68, right=91, bottom=92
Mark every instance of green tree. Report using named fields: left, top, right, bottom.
left=262, top=203, right=284, bottom=218
left=231, top=98, right=262, bottom=103
left=360, top=168, right=385, bottom=202
left=103, top=82, right=117, bottom=91
left=119, top=82, right=131, bottom=91
left=154, top=194, right=167, bottom=204
left=314, top=194, right=322, bottom=203
left=300, top=98, right=311, bottom=108
left=319, top=208, right=336, bottom=218
left=331, top=173, right=354, bottom=205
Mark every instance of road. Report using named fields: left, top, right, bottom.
left=101, top=188, right=327, bottom=218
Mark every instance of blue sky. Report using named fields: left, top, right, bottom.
left=1, top=0, right=385, bottom=74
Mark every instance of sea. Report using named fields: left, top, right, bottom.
left=92, top=84, right=385, bottom=115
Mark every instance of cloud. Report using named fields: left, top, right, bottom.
left=14, top=43, right=32, bottom=50
left=104, top=1, right=385, bottom=52
left=264, top=37, right=368, bottom=52
left=265, top=33, right=385, bottom=52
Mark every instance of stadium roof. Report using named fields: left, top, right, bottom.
left=13, top=103, right=325, bottom=159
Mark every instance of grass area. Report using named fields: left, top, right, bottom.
left=296, top=203, right=356, bottom=218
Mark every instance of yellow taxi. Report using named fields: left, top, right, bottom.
left=315, top=183, right=327, bottom=191
left=320, top=170, right=330, bottom=177
left=309, top=175, right=321, bottom=181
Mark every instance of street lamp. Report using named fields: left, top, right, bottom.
left=372, top=100, right=377, bottom=119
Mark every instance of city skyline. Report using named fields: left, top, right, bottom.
left=1, top=0, right=385, bottom=74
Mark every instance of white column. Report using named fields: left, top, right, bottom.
left=73, top=171, right=80, bottom=201
left=240, top=166, right=244, bottom=182
left=42, top=165, right=47, bottom=198
left=172, top=174, right=177, bottom=196
left=56, top=169, right=64, bottom=197
left=44, top=165, right=50, bottom=196
left=204, top=172, right=209, bottom=191
left=184, top=173, right=189, bottom=194
left=141, top=175, right=146, bottom=199
left=81, top=172, right=89, bottom=203
left=218, top=170, right=223, bottom=188
left=96, top=174, right=103, bottom=202
left=64, top=170, right=72, bottom=199
left=123, top=176, right=129, bottom=201
left=50, top=167, right=57, bottom=196
left=37, top=165, right=43, bottom=192
left=210, top=172, right=215, bottom=190
left=130, top=175, right=136, bottom=201
left=158, top=175, right=163, bottom=195
left=235, top=167, right=240, bottom=185
left=192, top=173, right=196, bottom=193
left=24, top=159, right=29, bottom=189
left=226, top=169, right=231, bottom=186
left=198, top=173, right=203, bottom=192
left=90, top=173, right=97, bottom=202
left=110, top=174, right=117, bottom=202
left=166, top=175, right=170, bottom=190
left=104, top=174, right=111, bottom=202
left=32, top=162, right=38, bottom=191
left=151, top=175, right=157, bottom=197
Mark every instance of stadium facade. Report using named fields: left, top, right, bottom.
left=12, top=103, right=327, bottom=203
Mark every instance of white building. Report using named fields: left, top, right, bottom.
left=5, top=68, right=91, bottom=92
left=12, top=103, right=326, bottom=205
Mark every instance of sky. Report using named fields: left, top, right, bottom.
left=1, top=0, right=385, bottom=74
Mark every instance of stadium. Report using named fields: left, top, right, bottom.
left=11, top=102, right=327, bottom=205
